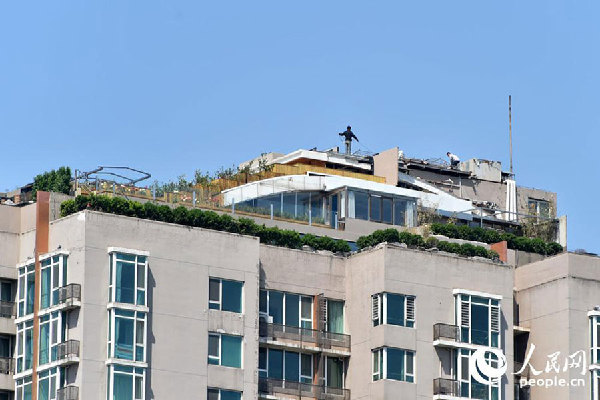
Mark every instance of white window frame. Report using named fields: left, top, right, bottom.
left=108, top=364, right=145, bottom=400
left=208, top=387, right=242, bottom=400
left=209, top=277, right=244, bottom=313
left=17, top=262, right=35, bottom=318
left=457, top=348, right=500, bottom=399
left=108, top=309, right=147, bottom=363
left=15, top=375, right=32, bottom=400
left=260, top=290, right=314, bottom=329
left=324, top=356, right=346, bottom=388
left=260, top=348, right=313, bottom=383
left=37, top=367, right=60, bottom=400
left=39, top=254, right=67, bottom=310
left=371, top=293, right=415, bottom=327
left=591, top=315, right=600, bottom=366
left=208, top=332, right=243, bottom=368
left=371, top=347, right=415, bottom=383
left=16, top=320, right=33, bottom=374
left=108, top=251, right=148, bottom=307
left=39, top=311, right=62, bottom=366
left=455, top=293, right=501, bottom=348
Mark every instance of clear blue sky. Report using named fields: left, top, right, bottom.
left=1, top=2, right=598, bottom=253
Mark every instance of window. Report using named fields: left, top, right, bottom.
left=456, top=294, right=500, bottom=347
left=40, top=254, right=67, bottom=309
left=326, top=299, right=344, bottom=334
left=108, top=309, right=146, bottom=362
left=591, top=315, right=600, bottom=366
left=16, top=320, right=33, bottom=373
left=109, top=252, right=147, bottom=306
left=209, top=278, right=243, bottom=313
left=260, top=290, right=313, bottom=329
left=457, top=348, right=500, bottom=399
left=17, top=263, right=35, bottom=317
left=207, top=388, right=242, bottom=400
left=528, top=198, right=550, bottom=219
left=16, top=376, right=32, bottom=400
left=326, top=357, right=344, bottom=388
left=208, top=333, right=242, bottom=368
left=260, top=348, right=313, bottom=384
left=348, top=190, right=417, bottom=227
left=0, top=335, right=11, bottom=358
left=372, top=293, right=415, bottom=328
left=0, top=280, right=12, bottom=303
left=108, top=365, right=145, bottom=400
left=38, top=367, right=59, bottom=400
left=371, top=347, right=414, bottom=383
left=39, top=311, right=62, bottom=365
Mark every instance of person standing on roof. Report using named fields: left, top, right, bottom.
left=339, top=126, right=359, bottom=155
left=447, top=151, right=460, bottom=169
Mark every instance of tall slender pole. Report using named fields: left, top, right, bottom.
left=509, top=95, right=513, bottom=174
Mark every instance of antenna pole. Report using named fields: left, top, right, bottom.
left=509, top=95, right=513, bottom=174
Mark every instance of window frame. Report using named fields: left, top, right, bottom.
left=260, top=290, right=314, bottom=329
left=39, top=255, right=66, bottom=310
left=37, top=367, right=60, bottom=400
left=456, top=293, right=500, bottom=348
left=208, top=333, right=243, bottom=368
left=16, top=320, right=33, bottom=374
left=207, top=388, right=243, bottom=400
left=39, top=311, right=62, bottom=366
left=15, top=376, right=32, bottom=400
left=208, top=278, right=244, bottom=313
left=591, top=315, right=600, bottom=366
left=17, top=263, right=35, bottom=318
left=109, top=251, right=148, bottom=307
left=259, top=348, right=313, bottom=384
left=371, top=347, right=415, bottom=383
left=107, top=309, right=147, bottom=363
left=107, top=364, right=145, bottom=400
left=372, top=292, right=415, bottom=328
left=457, top=348, right=500, bottom=399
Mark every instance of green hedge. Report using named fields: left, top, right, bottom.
left=357, top=228, right=500, bottom=260
left=60, top=195, right=351, bottom=253
left=429, top=223, right=563, bottom=256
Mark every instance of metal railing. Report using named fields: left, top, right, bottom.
left=0, top=357, right=13, bottom=374
left=57, top=386, right=78, bottom=400
left=0, top=301, right=15, bottom=318
left=433, top=323, right=459, bottom=341
left=259, top=322, right=351, bottom=351
left=433, top=378, right=459, bottom=396
left=57, top=340, right=80, bottom=360
left=58, top=284, right=81, bottom=304
left=259, top=378, right=350, bottom=400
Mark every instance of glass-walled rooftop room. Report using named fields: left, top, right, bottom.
left=233, top=188, right=417, bottom=228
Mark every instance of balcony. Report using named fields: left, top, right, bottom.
left=0, top=301, right=15, bottom=319
left=259, top=322, right=351, bottom=355
left=56, top=340, right=80, bottom=366
left=433, top=378, right=459, bottom=398
left=57, top=386, right=79, bottom=400
left=259, top=377, right=350, bottom=400
left=58, top=284, right=81, bottom=310
left=433, top=323, right=461, bottom=349
left=0, top=357, right=13, bottom=374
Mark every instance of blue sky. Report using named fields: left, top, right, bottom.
left=1, top=2, right=598, bottom=253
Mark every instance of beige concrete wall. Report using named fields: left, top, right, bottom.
left=373, top=148, right=399, bottom=186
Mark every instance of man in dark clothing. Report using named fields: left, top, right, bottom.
left=339, top=126, right=359, bottom=154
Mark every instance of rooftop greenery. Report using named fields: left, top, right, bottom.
left=33, top=167, right=71, bottom=199
left=429, top=223, right=563, bottom=256
left=356, top=228, right=500, bottom=261
left=60, top=195, right=351, bottom=253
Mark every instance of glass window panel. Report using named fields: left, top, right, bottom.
left=40, top=323, right=49, bottom=364
left=209, top=279, right=220, bottom=303
left=327, top=300, right=344, bottom=333
left=41, top=268, right=51, bottom=309
left=26, top=273, right=35, bottom=314
left=207, top=389, right=219, bottom=400
left=208, top=335, right=219, bottom=358
left=136, top=265, right=145, bottom=289
left=116, top=261, right=135, bottom=304
left=353, top=191, right=369, bottom=220
left=370, top=196, right=381, bottom=222
left=386, top=294, right=405, bottom=326
left=268, top=349, right=283, bottom=379
left=269, top=291, right=284, bottom=324
left=386, top=348, right=405, bottom=381
left=296, top=193, right=310, bottom=220
left=394, top=199, right=406, bottom=226
left=222, top=280, right=242, bottom=313
left=285, top=351, right=300, bottom=382
left=221, top=390, right=242, bottom=400
left=259, top=290, right=267, bottom=314
left=285, top=294, right=300, bottom=327
left=471, top=303, right=489, bottom=346
left=259, top=347, right=267, bottom=370
left=282, top=194, right=296, bottom=217
left=301, top=353, right=312, bottom=380
left=113, top=372, right=133, bottom=400
left=326, top=357, right=343, bottom=388
left=115, top=317, right=134, bottom=360
left=221, top=335, right=242, bottom=368
left=382, top=198, right=393, bottom=224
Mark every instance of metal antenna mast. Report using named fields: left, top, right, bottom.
left=509, top=95, right=513, bottom=174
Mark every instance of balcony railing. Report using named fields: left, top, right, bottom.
left=57, top=386, right=78, bottom=400
left=433, top=378, right=459, bottom=397
left=57, top=340, right=80, bottom=361
left=0, top=357, right=13, bottom=374
left=259, top=322, right=351, bottom=351
left=0, top=301, right=15, bottom=318
left=58, top=284, right=81, bottom=304
left=433, top=323, right=459, bottom=342
left=259, top=377, right=350, bottom=400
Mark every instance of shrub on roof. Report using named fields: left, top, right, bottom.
left=356, top=228, right=500, bottom=261
left=429, top=223, right=563, bottom=256
left=60, top=195, right=351, bottom=254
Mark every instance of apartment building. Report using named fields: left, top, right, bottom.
left=0, top=143, right=595, bottom=400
